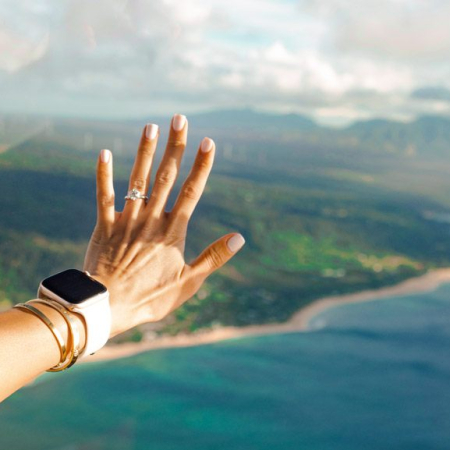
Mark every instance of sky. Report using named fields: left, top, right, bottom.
left=0, top=0, right=449, bottom=125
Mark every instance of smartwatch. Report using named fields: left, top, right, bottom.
left=38, top=269, right=111, bottom=358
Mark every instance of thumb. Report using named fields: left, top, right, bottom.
left=189, top=233, right=245, bottom=278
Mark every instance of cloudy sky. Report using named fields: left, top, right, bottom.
left=0, top=0, right=449, bottom=125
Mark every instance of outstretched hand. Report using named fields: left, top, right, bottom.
left=83, top=115, right=245, bottom=338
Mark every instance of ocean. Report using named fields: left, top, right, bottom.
left=1, top=283, right=450, bottom=450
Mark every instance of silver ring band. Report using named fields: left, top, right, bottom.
left=124, top=188, right=148, bottom=201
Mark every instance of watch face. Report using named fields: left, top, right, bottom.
left=42, top=269, right=107, bottom=304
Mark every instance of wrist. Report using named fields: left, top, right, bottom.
left=38, top=269, right=111, bottom=356
left=13, top=301, right=87, bottom=370
left=30, top=302, right=87, bottom=359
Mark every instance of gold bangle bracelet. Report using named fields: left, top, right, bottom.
left=27, top=299, right=81, bottom=371
left=31, top=299, right=80, bottom=371
left=13, top=303, right=67, bottom=363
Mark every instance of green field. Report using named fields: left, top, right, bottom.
left=1, top=110, right=450, bottom=340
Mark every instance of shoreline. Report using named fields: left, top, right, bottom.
left=84, top=268, right=450, bottom=363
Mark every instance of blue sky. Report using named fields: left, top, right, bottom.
left=0, top=0, right=449, bottom=125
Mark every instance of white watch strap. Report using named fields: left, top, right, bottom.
left=76, top=298, right=111, bottom=358
left=38, top=284, right=111, bottom=358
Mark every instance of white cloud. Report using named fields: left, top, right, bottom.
left=0, top=28, right=49, bottom=72
left=302, top=0, right=450, bottom=59
left=0, top=0, right=448, bottom=123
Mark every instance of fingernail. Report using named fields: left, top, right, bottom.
left=201, top=137, right=214, bottom=153
left=145, top=123, right=159, bottom=140
left=100, top=149, right=111, bottom=163
left=227, top=234, right=245, bottom=252
left=172, top=114, right=186, bottom=132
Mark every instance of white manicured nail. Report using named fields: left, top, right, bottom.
left=145, top=123, right=159, bottom=140
left=172, top=114, right=186, bottom=132
left=100, top=149, right=111, bottom=163
left=227, top=234, right=245, bottom=252
left=201, top=137, right=214, bottom=153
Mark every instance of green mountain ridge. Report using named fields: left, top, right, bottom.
left=3, top=109, right=450, bottom=159
left=344, top=115, right=450, bottom=156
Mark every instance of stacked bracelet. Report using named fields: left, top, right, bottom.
left=13, top=299, right=82, bottom=372
left=28, top=299, right=81, bottom=371
left=13, top=303, right=67, bottom=363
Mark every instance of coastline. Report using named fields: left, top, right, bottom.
left=84, top=268, right=450, bottom=363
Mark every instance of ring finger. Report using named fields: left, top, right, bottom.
left=122, top=123, right=159, bottom=218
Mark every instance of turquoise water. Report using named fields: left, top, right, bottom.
left=2, top=284, right=450, bottom=449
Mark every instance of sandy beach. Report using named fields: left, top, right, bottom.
left=84, top=268, right=450, bottom=363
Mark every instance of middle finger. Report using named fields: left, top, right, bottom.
left=145, top=114, right=188, bottom=220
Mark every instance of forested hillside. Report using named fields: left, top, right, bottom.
left=1, top=110, right=450, bottom=339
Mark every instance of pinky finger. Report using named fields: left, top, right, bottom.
left=188, top=233, right=245, bottom=279
left=96, top=149, right=115, bottom=231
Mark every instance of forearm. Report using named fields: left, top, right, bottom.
left=0, top=303, right=86, bottom=402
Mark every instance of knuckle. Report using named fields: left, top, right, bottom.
left=149, top=190, right=160, bottom=203
left=168, top=139, right=186, bottom=151
left=140, top=143, right=155, bottom=156
left=132, top=177, right=146, bottom=191
left=98, top=162, right=111, bottom=174
left=98, top=167, right=110, bottom=178
left=156, top=169, right=175, bottom=187
left=204, top=246, right=224, bottom=270
left=181, top=181, right=199, bottom=201
left=98, top=194, right=115, bottom=208
left=195, top=158, right=211, bottom=171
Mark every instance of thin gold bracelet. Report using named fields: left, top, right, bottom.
left=13, top=303, right=67, bottom=363
left=36, top=290, right=83, bottom=371
left=28, top=299, right=81, bottom=371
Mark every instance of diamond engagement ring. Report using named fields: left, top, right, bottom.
left=124, top=188, right=148, bottom=201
